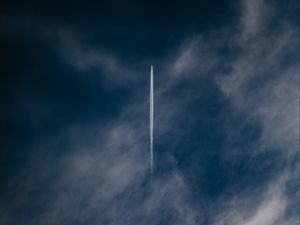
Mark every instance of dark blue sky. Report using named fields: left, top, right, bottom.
left=0, top=0, right=299, bottom=225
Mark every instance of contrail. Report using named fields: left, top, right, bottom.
left=150, top=65, right=154, bottom=175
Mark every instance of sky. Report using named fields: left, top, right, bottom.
left=0, top=0, right=299, bottom=225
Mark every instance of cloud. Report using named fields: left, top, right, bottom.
left=168, top=36, right=220, bottom=80
left=213, top=0, right=299, bottom=224
left=212, top=175, right=289, bottom=225
left=161, top=0, right=298, bottom=224
left=57, top=31, right=141, bottom=88
left=216, top=4, right=299, bottom=155
left=1, top=17, right=143, bottom=89
left=0, top=82, right=199, bottom=225
left=240, top=0, right=267, bottom=40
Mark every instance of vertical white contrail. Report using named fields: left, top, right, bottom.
left=150, top=65, right=154, bottom=176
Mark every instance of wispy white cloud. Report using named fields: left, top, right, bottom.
left=216, top=7, right=299, bottom=155
left=240, top=0, right=268, bottom=40
left=214, top=0, right=299, bottom=224
left=168, top=36, right=220, bottom=80
left=57, top=31, right=141, bottom=88
left=0, top=82, right=199, bottom=225
left=212, top=175, right=289, bottom=225
left=162, top=0, right=298, bottom=224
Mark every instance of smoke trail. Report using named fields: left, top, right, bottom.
left=150, top=65, right=154, bottom=175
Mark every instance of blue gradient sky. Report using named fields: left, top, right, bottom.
left=0, top=0, right=299, bottom=224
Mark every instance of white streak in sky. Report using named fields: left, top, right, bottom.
left=150, top=65, right=154, bottom=175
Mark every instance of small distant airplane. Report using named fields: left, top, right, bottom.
left=150, top=65, right=154, bottom=176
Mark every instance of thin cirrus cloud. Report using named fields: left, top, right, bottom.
left=159, top=0, right=298, bottom=224
left=215, top=0, right=299, bottom=224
